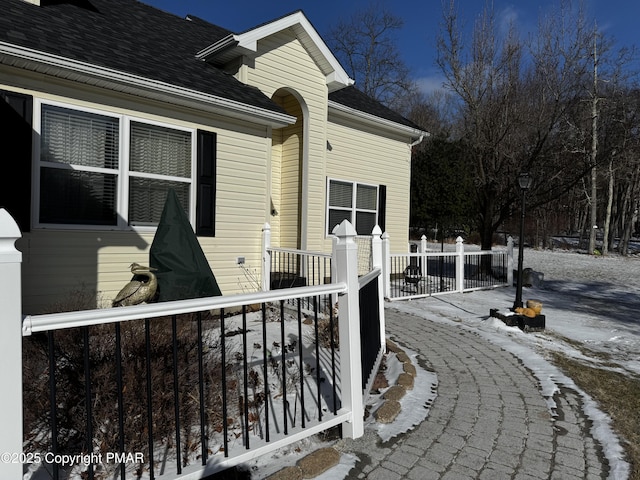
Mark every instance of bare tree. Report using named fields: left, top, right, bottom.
left=594, top=47, right=636, bottom=254
left=436, top=0, right=593, bottom=250
left=556, top=20, right=640, bottom=254
left=588, top=28, right=600, bottom=254
left=405, top=90, right=457, bottom=140
left=328, top=3, right=417, bottom=107
left=597, top=84, right=640, bottom=255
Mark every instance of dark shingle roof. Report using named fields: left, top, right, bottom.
left=1, top=0, right=423, bottom=132
left=329, top=86, right=424, bottom=131
left=1, top=0, right=284, bottom=115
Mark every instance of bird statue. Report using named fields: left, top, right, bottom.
left=112, top=263, right=158, bottom=307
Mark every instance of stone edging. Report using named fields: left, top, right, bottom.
left=373, top=339, right=415, bottom=424
left=266, top=339, right=417, bottom=479
left=265, top=447, right=341, bottom=480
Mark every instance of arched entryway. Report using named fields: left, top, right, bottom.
left=271, top=89, right=306, bottom=250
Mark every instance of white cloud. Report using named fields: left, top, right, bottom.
left=497, top=4, right=519, bottom=35
left=415, top=74, right=448, bottom=95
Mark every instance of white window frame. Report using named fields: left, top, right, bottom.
left=32, top=99, right=197, bottom=231
left=325, top=177, right=379, bottom=236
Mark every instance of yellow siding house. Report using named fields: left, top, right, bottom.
left=0, top=0, right=427, bottom=313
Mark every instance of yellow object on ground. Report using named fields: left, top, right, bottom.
left=527, top=299, right=543, bottom=314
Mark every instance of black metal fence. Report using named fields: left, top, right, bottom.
left=358, top=274, right=381, bottom=391
left=463, top=251, right=509, bottom=290
left=388, top=253, right=458, bottom=298
left=388, top=248, right=510, bottom=300
left=22, top=296, right=341, bottom=480
left=268, top=248, right=332, bottom=290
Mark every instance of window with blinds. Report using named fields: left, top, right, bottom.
left=128, top=122, right=191, bottom=226
left=40, top=105, right=119, bottom=225
left=38, top=103, right=196, bottom=228
left=327, top=178, right=379, bottom=235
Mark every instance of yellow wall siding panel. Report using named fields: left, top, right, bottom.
left=3, top=75, right=274, bottom=312
left=246, top=30, right=329, bottom=252
left=17, top=230, right=155, bottom=312
left=270, top=127, right=283, bottom=242
left=278, top=95, right=303, bottom=249
left=249, top=33, right=327, bottom=99
left=216, top=172, right=265, bottom=190
left=324, top=118, right=413, bottom=254
left=4, top=24, right=414, bottom=313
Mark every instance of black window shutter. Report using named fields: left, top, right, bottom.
left=377, top=184, right=386, bottom=232
left=196, top=130, right=217, bottom=237
left=0, top=90, right=33, bottom=232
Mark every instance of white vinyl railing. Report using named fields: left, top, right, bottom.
left=1, top=211, right=380, bottom=480
left=385, top=236, right=513, bottom=300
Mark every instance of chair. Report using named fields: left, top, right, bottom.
left=403, top=264, right=422, bottom=293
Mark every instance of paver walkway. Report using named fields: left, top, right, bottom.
left=334, top=308, right=609, bottom=480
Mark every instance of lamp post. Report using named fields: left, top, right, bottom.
left=513, top=172, right=533, bottom=310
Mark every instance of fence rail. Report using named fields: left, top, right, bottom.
left=261, top=229, right=512, bottom=305
left=385, top=236, right=512, bottom=301
left=1, top=211, right=515, bottom=480
left=358, top=269, right=382, bottom=396
left=1, top=213, right=372, bottom=480
left=22, top=286, right=347, bottom=480
left=462, top=250, right=510, bottom=291
left=388, top=252, right=458, bottom=298
left=266, top=247, right=332, bottom=290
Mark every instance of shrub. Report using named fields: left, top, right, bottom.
left=23, top=312, right=237, bottom=478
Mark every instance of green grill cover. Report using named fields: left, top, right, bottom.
left=149, top=189, right=222, bottom=301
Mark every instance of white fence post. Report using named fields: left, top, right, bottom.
left=371, top=226, right=386, bottom=355
left=261, top=223, right=271, bottom=291
left=456, top=236, right=465, bottom=292
left=381, top=231, right=390, bottom=299
left=0, top=209, right=23, bottom=479
left=332, top=220, right=364, bottom=439
left=420, top=234, right=427, bottom=253
left=507, top=236, right=514, bottom=287
left=419, top=234, right=427, bottom=277
left=330, top=234, right=338, bottom=310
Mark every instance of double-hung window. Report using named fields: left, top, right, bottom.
left=128, top=121, right=192, bottom=226
left=326, top=178, right=384, bottom=235
left=39, top=104, right=121, bottom=226
left=36, top=102, right=216, bottom=234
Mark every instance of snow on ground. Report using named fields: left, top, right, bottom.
left=247, top=246, right=640, bottom=479
left=501, top=247, right=639, bottom=375
left=233, top=246, right=640, bottom=479
left=390, top=246, right=640, bottom=479
left=22, top=242, right=640, bottom=479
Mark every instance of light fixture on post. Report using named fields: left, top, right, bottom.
left=513, top=172, right=533, bottom=310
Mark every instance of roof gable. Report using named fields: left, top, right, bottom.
left=196, top=11, right=353, bottom=92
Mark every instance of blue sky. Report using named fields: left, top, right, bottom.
left=141, top=1, right=640, bottom=94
